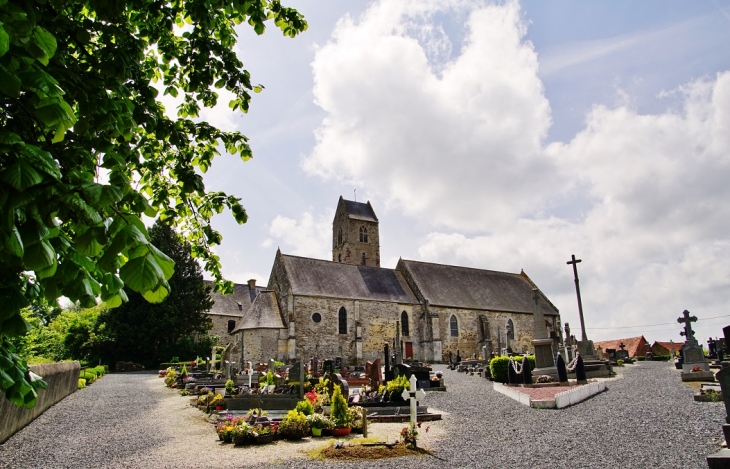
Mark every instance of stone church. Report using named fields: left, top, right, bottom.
left=207, top=197, right=562, bottom=366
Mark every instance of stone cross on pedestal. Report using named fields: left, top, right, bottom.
left=567, top=254, right=588, bottom=341
left=677, top=310, right=698, bottom=343
left=401, top=375, right=426, bottom=428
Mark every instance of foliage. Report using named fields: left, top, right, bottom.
left=259, top=370, right=275, bottom=387
left=77, top=378, right=86, bottom=389
left=278, top=409, right=309, bottom=440
left=703, top=389, right=724, bottom=402
left=400, top=421, right=428, bottom=450
left=295, top=398, right=314, bottom=416
left=92, top=221, right=216, bottom=368
left=386, top=374, right=409, bottom=394
left=489, top=355, right=536, bottom=383
left=535, top=375, right=555, bottom=383
left=164, top=368, right=176, bottom=387
left=616, top=359, right=625, bottom=366
left=306, top=413, right=332, bottom=430
left=349, top=406, right=366, bottom=430
left=0, top=0, right=306, bottom=407
left=330, top=384, right=352, bottom=428
left=178, top=389, right=189, bottom=396
left=180, top=363, right=187, bottom=377
left=210, top=393, right=224, bottom=406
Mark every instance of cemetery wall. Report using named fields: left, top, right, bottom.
left=292, top=296, right=417, bottom=364
left=431, top=307, right=542, bottom=359
left=0, top=361, right=80, bottom=443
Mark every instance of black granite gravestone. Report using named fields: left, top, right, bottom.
left=508, top=357, right=518, bottom=385
left=575, top=355, right=587, bottom=384
left=556, top=353, right=568, bottom=384
left=334, top=356, right=343, bottom=370
left=522, top=356, right=532, bottom=385
left=328, top=372, right=349, bottom=398
left=323, top=359, right=334, bottom=374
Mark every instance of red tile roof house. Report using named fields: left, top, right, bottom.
left=594, top=336, right=652, bottom=358
left=651, top=341, right=683, bottom=357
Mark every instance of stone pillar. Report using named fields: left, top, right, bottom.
left=356, top=322, right=363, bottom=361
left=531, top=289, right=557, bottom=378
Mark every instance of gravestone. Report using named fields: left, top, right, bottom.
left=556, top=353, right=568, bottom=385
left=323, top=359, right=335, bottom=374
left=507, top=357, right=518, bottom=385
left=707, top=364, right=730, bottom=467
left=368, top=358, right=383, bottom=388
left=575, top=355, right=587, bottom=384
left=334, top=356, right=343, bottom=370
left=521, top=356, right=532, bottom=385
left=327, top=373, right=349, bottom=398
left=288, top=361, right=303, bottom=398
left=678, top=310, right=710, bottom=373
left=530, top=289, right=557, bottom=379
left=401, top=375, right=426, bottom=434
left=384, top=343, right=393, bottom=381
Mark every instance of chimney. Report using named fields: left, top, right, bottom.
left=235, top=301, right=242, bottom=311
left=247, top=279, right=256, bottom=290
left=247, top=279, right=258, bottom=303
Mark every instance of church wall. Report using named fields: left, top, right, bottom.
left=207, top=314, right=239, bottom=347
left=431, top=306, right=549, bottom=360
left=241, top=329, right=282, bottom=364
left=291, top=295, right=416, bottom=365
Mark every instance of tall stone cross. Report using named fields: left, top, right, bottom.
left=567, top=254, right=588, bottom=341
left=401, top=375, right=426, bottom=428
left=677, top=310, right=698, bottom=343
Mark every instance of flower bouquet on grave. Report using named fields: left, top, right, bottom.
left=210, top=393, right=225, bottom=410
left=536, top=375, right=555, bottom=384
left=277, top=410, right=309, bottom=440
left=231, top=422, right=253, bottom=446
left=251, top=424, right=274, bottom=444
left=349, top=406, right=366, bottom=434
left=691, top=364, right=704, bottom=373
left=400, top=421, right=429, bottom=450
left=306, top=413, right=332, bottom=437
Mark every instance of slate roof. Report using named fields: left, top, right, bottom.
left=397, top=259, right=559, bottom=315
left=279, top=254, right=418, bottom=304
left=593, top=336, right=651, bottom=357
left=205, top=281, right=263, bottom=318
left=231, top=291, right=284, bottom=332
left=343, top=199, right=378, bottom=222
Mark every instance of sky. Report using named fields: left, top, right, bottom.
left=191, top=0, right=730, bottom=345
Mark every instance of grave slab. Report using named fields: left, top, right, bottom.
left=493, top=380, right=606, bottom=409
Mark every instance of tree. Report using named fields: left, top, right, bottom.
left=0, top=0, right=306, bottom=407
left=93, top=220, right=215, bottom=368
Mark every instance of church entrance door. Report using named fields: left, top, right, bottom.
left=405, top=342, right=413, bottom=360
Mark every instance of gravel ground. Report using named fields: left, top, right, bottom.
left=0, top=361, right=725, bottom=468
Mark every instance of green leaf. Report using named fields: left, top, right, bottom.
left=23, top=239, right=55, bottom=271
left=149, top=244, right=175, bottom=280
left=22, top=145, right=61, bottom=180
left=30, top=27, right=57, bottom=66
left=0, top=25, right=9, bottom=57
left=0, top=313, right=32, bottom=337
left=0, top=288, right=30, bottom=321
left=1, top=159, right=44, bottom=191
left=119, top=253, right=164, bottom=293
left=6, top=226, right=24, bottom=257
left=142, top=283, right=169, bottom=303
left=76, top=228, right=104, bottom=256
left=0, top=63, right=20, bottom=97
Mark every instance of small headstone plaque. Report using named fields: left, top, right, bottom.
left=323, top=359, right=335, bottom=374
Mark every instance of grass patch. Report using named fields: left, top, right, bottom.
left=307, top=437, right=431, bottom=461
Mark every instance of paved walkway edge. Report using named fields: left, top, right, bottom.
left=492, top=381, right=606, bottom=409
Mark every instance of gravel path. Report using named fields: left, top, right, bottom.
left=0, top=361, right=724, bottom=468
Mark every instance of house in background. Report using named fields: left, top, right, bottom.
left=594, top=336, right=652, bottom=358
left=651, top=341, right=683, bottom=357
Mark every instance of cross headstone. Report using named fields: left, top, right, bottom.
left=246, top=361, right=253, bottom=387
left=401, top=375, right=426, bottom=429
left=619, top=342, right=626, bottom=351
left=210, top=347, right=217, bottom=371
left=677, top=310, right=698, bottom=343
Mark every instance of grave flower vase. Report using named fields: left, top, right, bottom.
left=331, top=427, right=351, bottom=437
left=311, top=427, right=323, bottom=437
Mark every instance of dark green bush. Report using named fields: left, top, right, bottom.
left=489, top=355, right=535, bottom=383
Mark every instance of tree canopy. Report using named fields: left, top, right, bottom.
left=93, top=220, right=216, bottom=368
left=0, top=0, right=306, bottom=407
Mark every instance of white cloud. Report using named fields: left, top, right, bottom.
left=264, top=211, right=333, bottom=259
left=302, top=0, right=730, bottom=342
left=303, top=0, right=554, bottom=231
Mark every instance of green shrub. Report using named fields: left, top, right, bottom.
left=330, top=384, right=353, bottom=428
left=78, top=378, right=86, bottom=389
left=295, top=398, right=314, bottom=416
left=386, top=374, right=409, bottom=394
left=277, top=410, right=309, bottom=440
left=489, top=355, right=535, bottom=383
left=637, top=356, right=645, bottom=361
left=616, top=359, right=625, bottom=366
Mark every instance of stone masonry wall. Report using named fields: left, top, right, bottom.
left=433, top=307, right=554, bottom=360
left=207, top=313, right=240, bottom=346
left=292, top=296, right=416, bottom=364
left=242, top=329, right=283, bottom=364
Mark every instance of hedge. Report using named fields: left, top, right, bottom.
left=489, top=355, right=535, bottom=383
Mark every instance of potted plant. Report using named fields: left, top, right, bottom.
left=330, top=384, right=353, bottom=436
left=231, top=422, right=253, bottom=446
left=252, top=424, right=274, bottom=444
left=277, top=410, right=309, bottom=440
left=349, top=406, right=366, bottom=434
left=210, top=393, right=225, bottom=411
left=306, top=413, right=332, bottom=437
left=225, top=379, right=238, bottom=397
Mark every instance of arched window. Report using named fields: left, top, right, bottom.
left=401, top=311, right=409, bottom=336
left=227, top=320, right=236, bottom=333
left=359, top=226, right=368, bottom=243
left=338, top=307, right=347, bottom=334
left=361, top=252, right=366, bottom=265
left=507, top=319, right=514, bottom=340
left=450, top=315, right=458, bottom=337
left=337, top=227, right=343, bottom=245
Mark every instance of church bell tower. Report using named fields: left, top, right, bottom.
left=332, top=196, right=380, bottom=267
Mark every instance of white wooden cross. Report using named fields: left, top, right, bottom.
left=401, top=375, right=426, bottom=428
left=246, top=361, right=253, bottom=388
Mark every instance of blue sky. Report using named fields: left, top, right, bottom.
left=189, top=0, right=730, bottom=344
